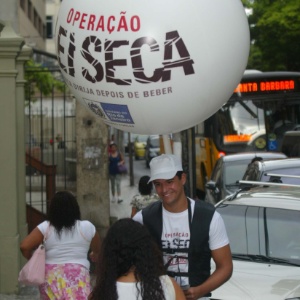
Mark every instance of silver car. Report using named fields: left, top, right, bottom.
left=205, top=152, right=287, bottom=204
left=211, top=184, right=300, bottom=300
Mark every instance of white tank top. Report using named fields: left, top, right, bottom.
left=116, top=275, right=175, bottom=300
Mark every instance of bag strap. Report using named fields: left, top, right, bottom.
left=119, top=151, right=124, bottom=163
left=80, top=229, right=89, bottom=242
left=77, top=222, right=89, bottom=242
left=43, top=223, right=50, bottom=242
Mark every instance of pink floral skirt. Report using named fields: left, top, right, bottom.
left=39, top=263, right=91, bottom=300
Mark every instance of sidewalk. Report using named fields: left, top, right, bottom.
left=110, top=154, right=151, bottom=221
left=109, top=174, right=139, bottom=220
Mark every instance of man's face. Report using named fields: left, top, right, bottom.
left=153, top=173, right=186, bottom=209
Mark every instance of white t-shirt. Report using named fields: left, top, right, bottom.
left=38, top=220, right=96, bottom=269
left=116, top=275, right=175, bottom=300
left=133, top=198, right=229, bottom=287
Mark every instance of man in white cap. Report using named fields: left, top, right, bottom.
left=133, top=154, right=232, bottom=300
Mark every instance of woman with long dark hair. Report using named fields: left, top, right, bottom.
left=109, top=142, right=125, bottom=203
left=20, top=191, right=101, bottom=299
left=90, top=218, right=184, bottom=300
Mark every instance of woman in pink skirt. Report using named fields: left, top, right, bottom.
left=20, top=191, right=101, bottom=299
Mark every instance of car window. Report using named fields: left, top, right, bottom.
left=216, top=204, right=249, bottom=253
left=281, top=133, right=300, bottom=157
left=224, top=159, right=251, bottom=185
left=135, top=135, right=148, bottom=143
left=265, top=208, right=300, bottom=260
left=149, top=138, right=159, bottom=147
left=218, top=203, right=300, bottom=263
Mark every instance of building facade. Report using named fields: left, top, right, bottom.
left=0, top=0, right=46, bottom=50
left=45, top=0, right=62, bottom=54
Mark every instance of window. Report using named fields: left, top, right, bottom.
left=39, top=18, right=44, bottom=36
left=216, top=204, right=250, bottom=253
left=265, top=208, right=300, bottom=260
left=218, top=202, right=300, bottom=263
left=46, top=16, right=53, bottom=39
left=150, top=137, right=159, bottom=148
left=27, top=0, right=32, bottom=20
left=224, top=159, right=251, bottom=185
left=34, top=9, right=38, bottom=28
left=20, top=0, right=26, bottom=11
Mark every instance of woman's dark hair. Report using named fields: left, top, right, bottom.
left=138, top=175, right=153, bottom=195
left=91, top=218, right=166, bottom=300
left=47, top=191, right=81, bottom=237
left=109, top=142, right=117, bottom=148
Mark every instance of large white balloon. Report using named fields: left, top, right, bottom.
left=55, top=0, right=250, bottom=134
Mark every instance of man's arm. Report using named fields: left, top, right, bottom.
left=131, top=207, right=138, bottom=218
left=183, top=244, right=232, bottom=300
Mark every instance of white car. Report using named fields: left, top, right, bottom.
left=211, top=184, right=300, bottom=300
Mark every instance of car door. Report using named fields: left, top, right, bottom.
left=217, top=204, right=260, bottom=254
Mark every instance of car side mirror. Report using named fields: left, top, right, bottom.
left=206, top=180, right=218, bottom=191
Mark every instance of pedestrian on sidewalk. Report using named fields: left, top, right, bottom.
left=133, top=154, right=233, bottom=300
left=89, top=218, right=185, bottom=300
left=130, top=175, right=160, bottom=217
left=108, top=142, right=125, bottom=204
left=107, top=134, right=115, bottom=154
left=20, top=191, right=101, bottom=299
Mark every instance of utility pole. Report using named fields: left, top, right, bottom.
left=128, top=132, right=134, bottom=186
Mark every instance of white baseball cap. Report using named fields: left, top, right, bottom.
left=148, top=154, right=183, bottom=182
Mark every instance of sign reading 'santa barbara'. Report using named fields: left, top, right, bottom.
left=56, top=0, right=250, bottom=134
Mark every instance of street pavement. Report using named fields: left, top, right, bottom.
left=110, top=172, right=142, bottom=220
left=110, top=154, right=151, bottom=220
left=0, top=157, right=149, bottom=299
left=0, top=286, right=40, bottom=300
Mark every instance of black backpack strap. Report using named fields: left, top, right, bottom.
left=188, top=200, right=215, bottom=290
left=142, top=201, right=163, bottom=247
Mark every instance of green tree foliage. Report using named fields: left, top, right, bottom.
left=243, top=0, right=300, bottom=71
left=25, top=59, right=65, bottom=102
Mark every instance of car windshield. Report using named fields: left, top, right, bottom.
left=136, top=135, right=148, bottom=143
left=150, top=138, right=160, bottom=147
left=224, top=160, right=251, bottom=185
left=217, top=203, right=300, bottom=265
